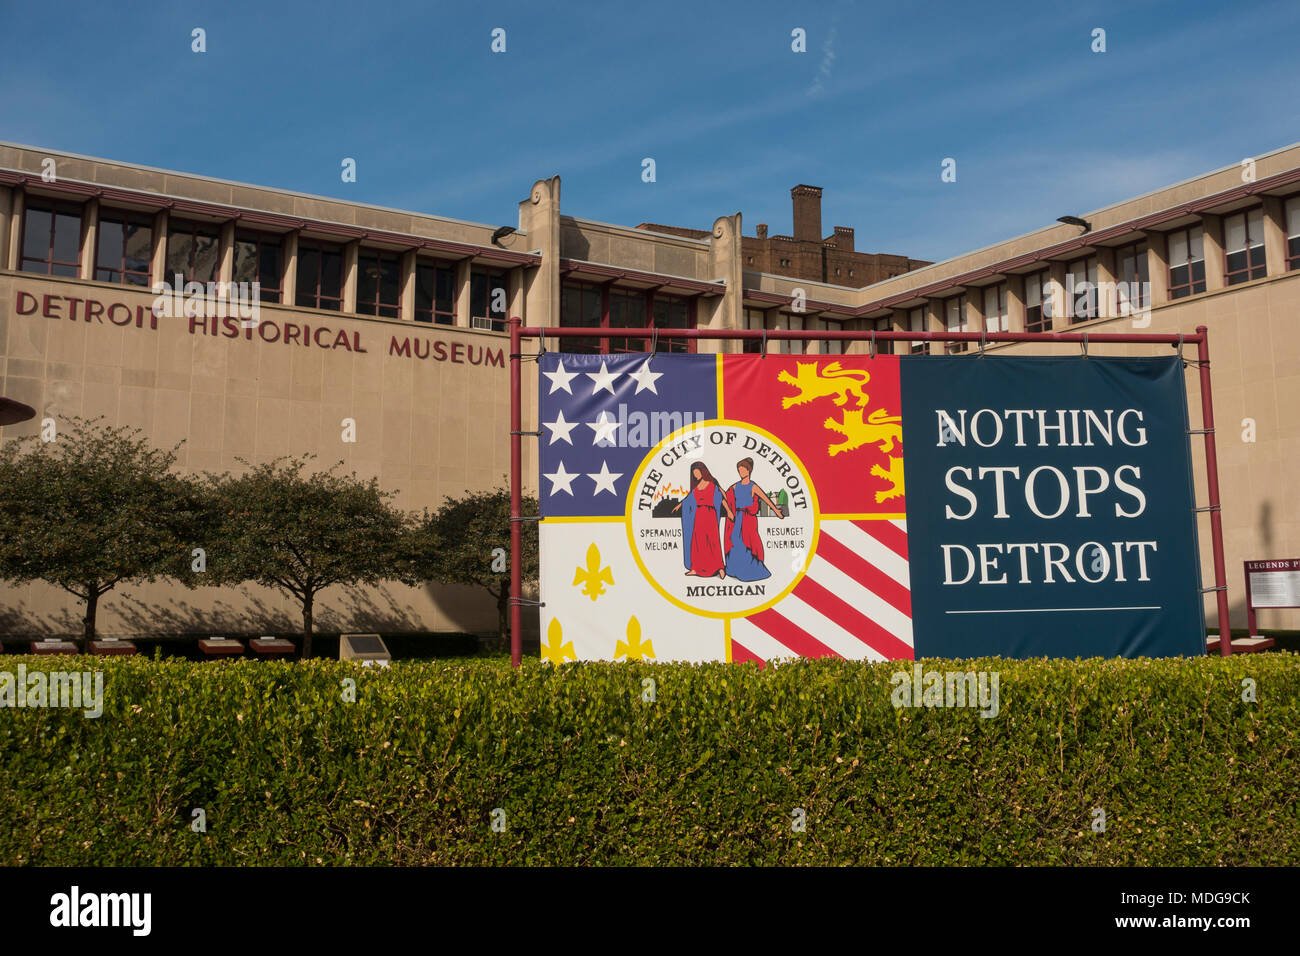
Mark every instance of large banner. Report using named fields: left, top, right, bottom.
left=537, top=352, right=1205, bottom=663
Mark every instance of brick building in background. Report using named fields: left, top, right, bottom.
left=638, top=184, right=930, bottom=285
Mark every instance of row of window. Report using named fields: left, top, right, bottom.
left=560, top=282, right=696, bottom=353
left=17, top=194, right=1300, bottom=341
left=16, top=198, right=509, bottom=330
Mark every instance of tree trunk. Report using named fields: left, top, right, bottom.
left=302, top=593, right=314, bottom=660
left=497, top=587, right=509, bottom=647
left=82, top=587, right=99, bottom=650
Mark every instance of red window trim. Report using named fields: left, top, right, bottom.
left=561, top=280, right=697, bottom=354
left=232, top=229, right=284, bottom=300
left=166, top=217, right=222, bottom=286
left=1221, top=205, right=1268, bottom=285
left=296, top=239, right=344, bottom=311
left=18, top=197, right=83, bottom=276
left=356, top=247, right=402, bottom=318
left=94, top=207, right=154, bottom=287
left=414, top=257, right=456, bottom=325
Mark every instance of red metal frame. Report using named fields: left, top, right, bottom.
left=507, top=320, right=1230, bottom=667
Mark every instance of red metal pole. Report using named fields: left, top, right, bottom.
left=509, top=316, right=523, bottom=668
left=1195, top=325, right=1231, bottom=656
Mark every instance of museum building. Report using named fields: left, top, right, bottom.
left=1, top=140, right=1297, bottom=637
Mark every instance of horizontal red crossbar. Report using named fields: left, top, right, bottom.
left=519, top=326, right=1203, bottom=345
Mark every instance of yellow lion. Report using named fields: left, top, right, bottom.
left=823, top=407, right=903, bottom=456
left=777, top=361, right=871, bottom=409
left=870, top=456, right=905, bottom=503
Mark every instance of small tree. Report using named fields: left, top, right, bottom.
left=0, top=417, right=200, bottom=645
left=210, top=457, right=414, bottom=658
left=416, top=488, right=539, bottom=644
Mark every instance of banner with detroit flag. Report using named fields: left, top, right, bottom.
left=537, top=350, right=1203, bottom=664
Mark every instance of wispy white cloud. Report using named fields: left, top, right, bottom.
left=809, top=25, right=838, bottom=96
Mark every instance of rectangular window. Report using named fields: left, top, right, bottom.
left=651, top=294, right=692, bottom=353
left=743, top=308, right=766, bottom=354
left=908, top=306, right=928, bottom=354
left=787, top=314, right=805, bottom=355
left=821, top=319, right=845, bottom=355
left=470, top=269, right=508, bottom=333
left=1223, top=207, right=1267, bottom=285
left=357, top=248, right=402, bottom=318
left=982, top=282, right=1008, bottom=332
left=167, top=218, right=221, bottom=286
left=296, top=240, right=344, bottom=310
left=94, top=209, right=153, bottom=287
left=608, top=288, right=648, bottom=353
left=742, top=309, right=803, bottom=355
left=20, top=199, right=82, bottom=277
left=1116, top=243, right=1149, bottom=315
left=945, top=295, right=967, bottom=353
left=1287, top=197, right=1300, bottom=271
left=559, top=283, right=695, bottom=353
left=1024, top=270, right=1052, bottom=333
left=1167, top=227, right=1206, bottom=299
left=1066, top=256, right=1098, bottom=322
left=232, top=230, right=283, bottom=303
left=873, top=316, right=894, bottom=354
left=559, top=281, right=604, bottom=353
left=414, top=259, right=455, bottom=325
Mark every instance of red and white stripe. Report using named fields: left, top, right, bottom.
left=731, top=518, right=913, bottom=664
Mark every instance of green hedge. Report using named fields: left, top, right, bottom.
left=1, top=654, right=1297, bottom=865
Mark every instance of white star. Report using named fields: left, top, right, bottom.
left=544, top=410, right=579, bottom=445
left=587, top=461, right=623, bottom=496
left=586, top=411, right=622, bottom=446
left=544, top=359, right=578, bottom=395
left=628, top=358, right=663, bottom=394
left=586, top=360, right=621, bottom=395
left=544, top=461, right=578, bottom=496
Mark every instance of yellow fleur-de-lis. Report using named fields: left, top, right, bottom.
left=572, top=542, right=614, bottom=601
left=541, top=618, right=576, bottom=664
left=615, top=616, right=655, bottom=661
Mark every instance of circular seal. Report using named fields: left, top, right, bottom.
left=626, top=419, right=819, bottom=618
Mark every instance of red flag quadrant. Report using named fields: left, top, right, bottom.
left=721, top=354, right=905, bottom=516
left=730, top=517, right=914, bottom=664
left=719, top=355, right=912, bottom=663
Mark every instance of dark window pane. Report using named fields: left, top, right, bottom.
left=415, top=264, right=435, bottom=317
left=470, top=273, right=487, bottom=317
left=52, top=211, right=81, bottom=265
left=167, top=233, right=194, bottom=279
left=97, top=219, right=124, bottom=272
left=357, top=257, right=379, bottom=310
left=380, top=258, right=401, bottom=309
left=51, top=261, right=79, bottom=278
left=123, top=224, right=151, bottom=276
left=320, top=250, right=342, bottom=301
left=233, top=238, right=258, bottom=284
left=193, top=232, right=219, bottom=282
left=298, top=247, right=320, bottom=302
left=435, top=269, right=454, bottom=315
left=259, top=243, right=281, bottom=293
left=22, top=207, right=52, bottom=261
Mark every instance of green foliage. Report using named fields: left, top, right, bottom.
left=2, top=654, right=1296, bottom=865
left=0, top=417, right=202, bottom=642
left=207, top=456, right=415, bottom=657
left=415, top=487, right=538, bottom=639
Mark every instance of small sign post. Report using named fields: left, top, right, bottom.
left=1238, top=558, right=1299, bottom=651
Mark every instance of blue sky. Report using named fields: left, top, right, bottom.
left=2, top=0, right=1296, bottom=266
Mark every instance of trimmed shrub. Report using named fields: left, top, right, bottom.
left=0, top=654, right=1296, bottom=865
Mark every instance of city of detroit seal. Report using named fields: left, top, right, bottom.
left=627, top=420, right=820, bottom=618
